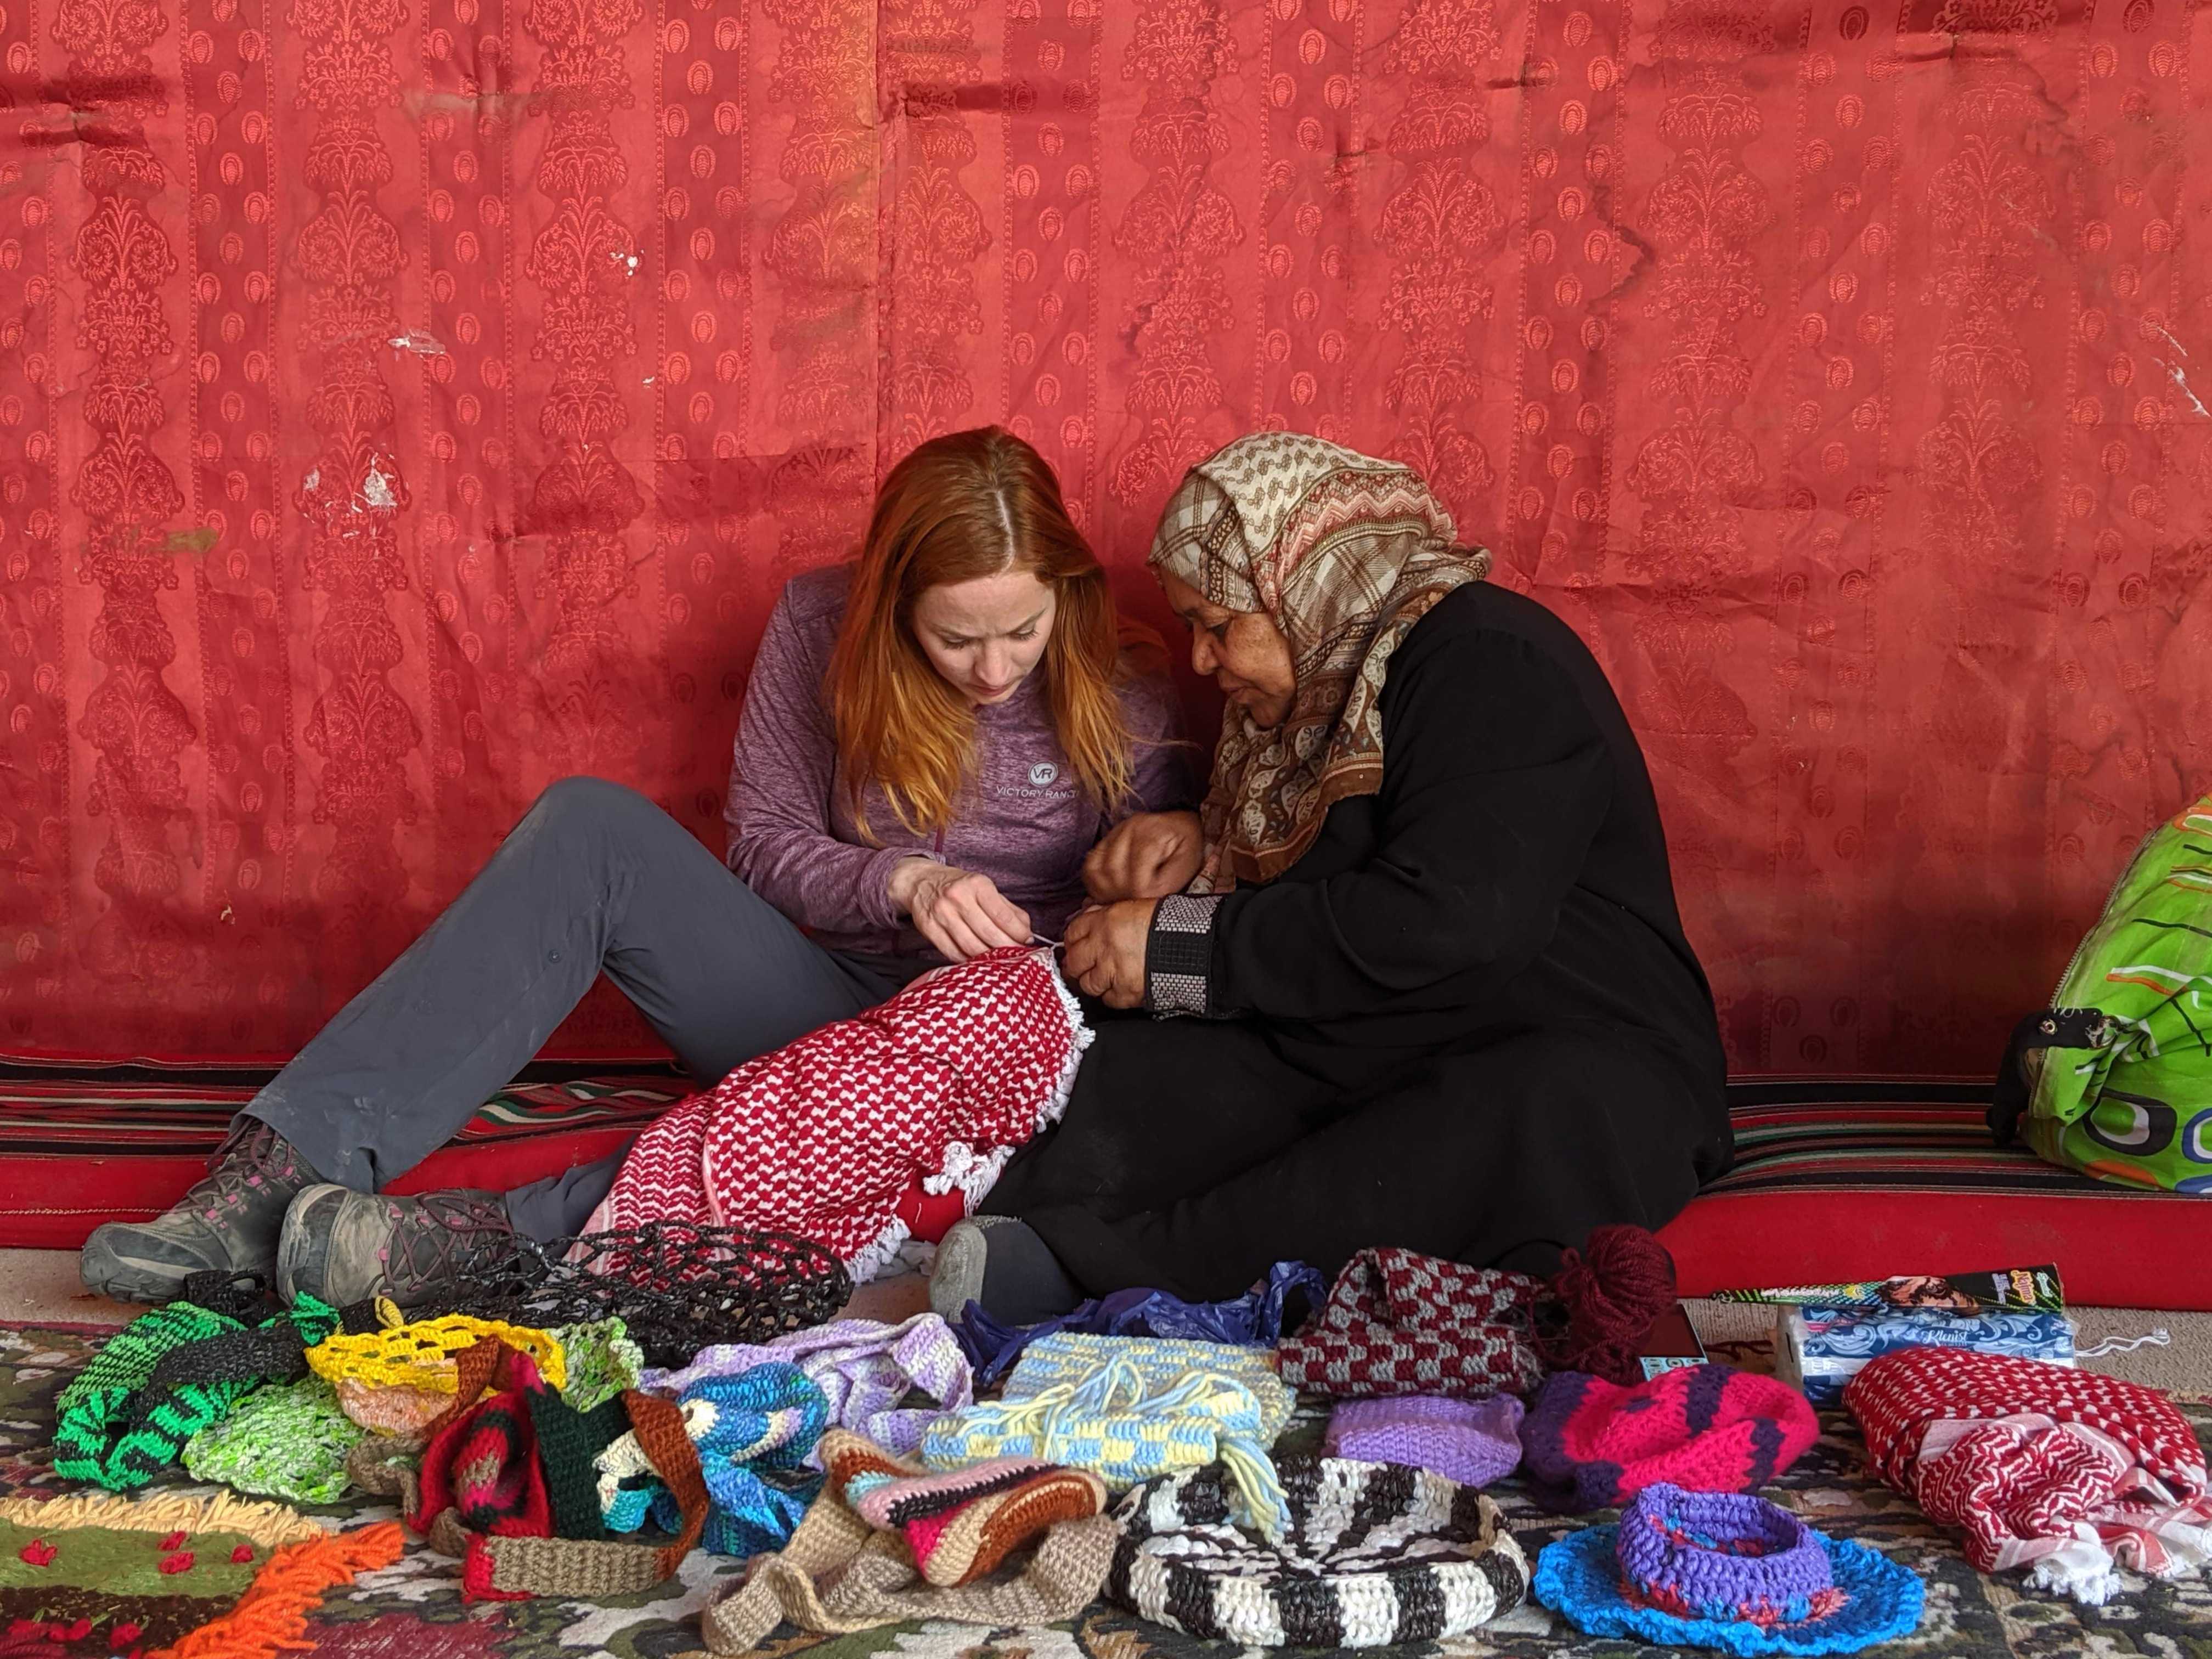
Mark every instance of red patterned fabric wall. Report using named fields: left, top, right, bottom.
left=2, top=0, right=2208, bottom=1073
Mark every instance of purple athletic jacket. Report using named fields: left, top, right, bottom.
left=725, top=565, right=1192, bottom=958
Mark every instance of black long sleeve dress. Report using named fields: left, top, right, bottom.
left=982, top=582, right=1734, bottom=1300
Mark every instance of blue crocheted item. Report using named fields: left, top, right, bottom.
left=1534, top=1506, right=1925, bottom=1657
left=602, top=1361, right=826, bottom=1557
left=953, top=1260, right=1327, bottom=1386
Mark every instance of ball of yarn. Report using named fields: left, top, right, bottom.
left=1538, top=1226, right=1677, bottom=1384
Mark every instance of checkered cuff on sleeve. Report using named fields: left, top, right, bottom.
left=1144, top=893, right=1223, bottom=1017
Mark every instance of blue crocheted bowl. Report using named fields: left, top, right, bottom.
left=1533, top=1487, right=1924, bottom=1657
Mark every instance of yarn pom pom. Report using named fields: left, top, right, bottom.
left=1538, top=1226, right=1677, bottom=1384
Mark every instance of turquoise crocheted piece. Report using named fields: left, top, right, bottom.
left=919, top=1332, right=1295, bottom=1539
left=1534, top=1523, right=1926, bottom=1656
left=182, top=1373, right=364, bottom=1505
left=54, top=1294, right=341, bottom=1492
left=600, top=1361, right=826, bottom=1555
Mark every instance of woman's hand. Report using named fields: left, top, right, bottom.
left=889, top=859, right=1032, bottom=961
left=1083, top=810, right=1203, bottom=902
left=1063, top=899, right=1155, bottom=1008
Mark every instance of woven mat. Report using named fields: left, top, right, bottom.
left=3, top=1319, right=2208, bottom=1658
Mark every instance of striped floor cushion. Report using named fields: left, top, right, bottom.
left=0, top=1059, right=686, bottom=1250
left=1660, top=1080, right=2211, bottom=1310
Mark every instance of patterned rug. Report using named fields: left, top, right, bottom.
left=4, top=1321, right=2208, bottom=1658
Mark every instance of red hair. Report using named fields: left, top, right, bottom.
left=827, top=427, right=1137, bottom=839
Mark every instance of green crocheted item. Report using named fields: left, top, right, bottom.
left=182, top=1374, right=365, bottom=1505
left=527, top=1380, right=630, bottom=1541
left=54, top=1295, right=342, bottom=1492
left=555, top=1319, right=645, bottom=1414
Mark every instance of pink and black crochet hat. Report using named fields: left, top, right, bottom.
left=1519, top=1363, right=1818, bottom=1514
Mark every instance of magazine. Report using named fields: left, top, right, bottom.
left=1713, top=1265, right=2063, bottom=1314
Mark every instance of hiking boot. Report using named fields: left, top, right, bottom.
left=80, top=1119, right=318, bottom=1305
left=278, top=1184, right=521, bottom=1310
left=928, top=1215, right=1081, bottom=1325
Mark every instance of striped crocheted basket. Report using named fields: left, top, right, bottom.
left=1108, top=1456, right=1531, bottom=1649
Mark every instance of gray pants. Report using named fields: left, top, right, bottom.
left=246, top=776, right=905, bottom=1240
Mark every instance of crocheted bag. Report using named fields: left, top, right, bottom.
left=1846, top=1346, right=2212, bottom=1604
left=920, top=1334, right=1295, bottom=1539
left=1277, top=1236, right=1677, bottom=1398
left=1991, top=789, right=2212, bottom=1192
left=454, top=1224, right=853, bottom=1370
left=588, top=946, right=1089, bottom=1279
left=351, top=1336, right=714, bottom=1602
left=600, top=1362, right=828, bottom=1555
left=821, top=1426, right=1107, bottom=1586
left=644, top=1312, right=973, bottom=1460
left=699, top=1430, right=1119, bottom=1652
left=305, top=1305, right=566, bottom=1393
left=1108, top=1456, right=1530, bottom=1648
left=1277, top=1249, right=1547, bottom=1398
left=182, top=1374, right=366, bottom=1505
left=1518, top=1364, right=1819, bottom=1514
left=55, top=1294, right=341, bottom=1491
left=1533, top=1483, right=1925, bottom=1656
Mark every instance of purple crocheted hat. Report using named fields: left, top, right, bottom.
left=1533, top=1483, right=1925, bottom=1655
left=1324, top=1394, right=1524, bottom=1489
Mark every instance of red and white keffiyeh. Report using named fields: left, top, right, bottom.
left=586, top=946, right=1089, bottom=1280
left=1847, top=1346, right=2212, bottom=1604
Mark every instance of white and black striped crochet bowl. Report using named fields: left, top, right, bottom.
left=1107, top=1455, right=1531, bottom=1648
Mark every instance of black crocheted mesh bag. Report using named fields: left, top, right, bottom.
left=448, top=1222, right=851, bottom=1369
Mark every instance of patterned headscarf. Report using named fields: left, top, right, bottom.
left=1148, top=433, right=1488, bottom=890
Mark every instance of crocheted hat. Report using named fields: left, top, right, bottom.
left=1325, top=1394, right=1524, bottom=1489
left=1846, top=1346, right=2212, bottom=1604
left=1534, top=1483, right=1925, bottom=1655
left=823, top=1427, right=1106, bottom=1587
left=1519, top=1363, right=1819, bottom=1514
left=1108, top=1455, right=1530, bottom=1648
left=182, top=1373, right=366, bottom=1505
left=921, top=1334, right=1296, bottom=1541
left=699, top=1431, right=1119, bottom=1653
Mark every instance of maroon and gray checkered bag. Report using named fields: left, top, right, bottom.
left=1277, top=1248, right=1547, bottom=1400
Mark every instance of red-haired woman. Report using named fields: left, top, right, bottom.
left=81, top=428, right=1191, bottom=1307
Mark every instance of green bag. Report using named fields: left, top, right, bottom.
left=1990, top=792, right=2212, bottom=1192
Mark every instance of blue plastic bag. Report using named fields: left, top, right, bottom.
left=952, top=1260, right=1326, bottom=1386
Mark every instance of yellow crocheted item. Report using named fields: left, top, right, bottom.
left=304, top=1304, right=566, bottom=1393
